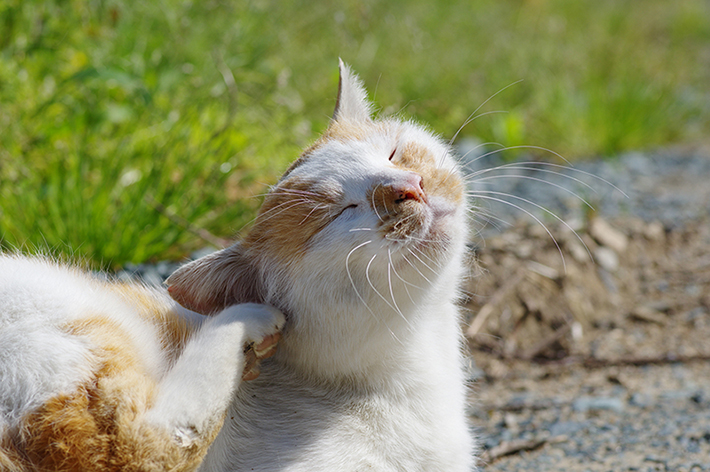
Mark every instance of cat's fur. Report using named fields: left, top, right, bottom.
left=0, top=61, right=475, bottom=471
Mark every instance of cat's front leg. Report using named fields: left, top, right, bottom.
left=145, top=303, right=285, bottom=447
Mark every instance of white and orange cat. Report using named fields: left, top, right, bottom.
left=0, top=61, right=476, bottom=471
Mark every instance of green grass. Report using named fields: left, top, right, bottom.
left=1, top=0, right=708, bottom=268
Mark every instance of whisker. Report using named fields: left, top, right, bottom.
left=469, top=174, right=596, bottom=210
left=345, top=241, right=403, bottom=345
left=475, top=161, right=628, bottom=198
left=240, top=197, right=317, bottom=228
left=402, top=251, right=433, bottom=285
left=371, top=184, right=385, bottom=222
left=463, top=144, right=573, bottom=168
left=254, top=199, right=314, bottom=225
left=365, top=254, right=398, bottom=313
left=386, top=259, right=409, bottom=326
left=407, top=246, right=439, bottom=275
left=439, top=112, right=507, bottom=168
left=410, top=244, right=444, bottom=270
left=388, top=248, right=422, bottom=290
left=457, top=141, right=504, bottom=165
left=465, top=192, right=579, bottom=270
left=251, top=188, right=322, bottom=199
left=299, top=203, right=330, bottom=225
left=466, top=204, right=514, bottom=233
left=448, top=79, right=525, bottom=148
left=465, top=163, right=596, bottom=193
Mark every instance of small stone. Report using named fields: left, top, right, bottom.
left=629, top=306, right=667, bottom=325
left=629, top=393, right=651, bottom=408
left=572, top=396, right=624, bottom=413
left=566, top=238, right=592, bottom=263
left=514, top=241, right=534, bottom=259
left=594, top=246, right=619, bottom=272
left=526, top=260, right=560, bottom=280
left=550, top=421, right=586, bottom=436
left=644, top=221, right=665, bottom=241
left=590, top=217, right=629, bottom=253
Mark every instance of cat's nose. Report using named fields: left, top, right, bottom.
left=392, top=173, right=427, bottom=204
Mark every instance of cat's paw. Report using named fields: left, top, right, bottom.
left=220, top=303, right=285, bottom=381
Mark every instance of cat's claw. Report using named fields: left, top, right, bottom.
left=254, top=332, right=281, bottom=358
left=239, top=305, right=285, bottom=381
left=242, top=333, right=281, bottom=381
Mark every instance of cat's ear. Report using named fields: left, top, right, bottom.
left=332, top=59, right=373, bottom=123
left=166, top=243, right=262, bottom=315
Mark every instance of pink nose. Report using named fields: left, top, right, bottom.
left=392, top=173, right=427, bottom=204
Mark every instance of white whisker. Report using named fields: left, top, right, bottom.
left=469, top=174, right=596, bottom=210
left=345, top=240, right=404, bottom=345
left=299, top=203, right=329, bottom=225
left=448, top=79, right=524, bottom=148
left=365, top=254, right=397, bottom=312
left=388, top=248, right=422, bottom=290
left=479, top=161, right=628, bottom=198
left=402, top=251, right=433, bottom=285
left=456, top=141, right=503, bottom=167
left=386, top=260, right=408, bottom=326
left=466, top=192, right=580, bottom=270
left=371, top=184, right=385, bottom=222
left=407, top=246, right=439, bottom=276
left=254, top=199, right=313, bottom=225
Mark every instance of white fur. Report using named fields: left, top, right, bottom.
left=0, top=255, right=285, bottom=447
left=145, top=303, right=285, bottom=446
left=0, top=63, right=476, bottom=471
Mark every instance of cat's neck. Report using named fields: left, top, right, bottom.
left=273, top=276, right=464, bottom=384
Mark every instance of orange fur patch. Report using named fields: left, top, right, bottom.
left=245, top=177, right=339, bottom=264
left=109, top=283, right=195, bottom=361
left=6, top=312, right=216, bottom=471
left=395, top=142, right=464, bottom=205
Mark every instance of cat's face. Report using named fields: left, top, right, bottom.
left=246, top=120, right=465, bottom=267
left=245, top=66, right=465, bottom=278
left=167, top=62, right=468, bottom=317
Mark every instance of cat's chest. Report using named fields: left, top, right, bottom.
left=200, top=362, right=471, bottom=472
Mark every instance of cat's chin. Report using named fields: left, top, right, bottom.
left=420, top=199, right=461, bottom=244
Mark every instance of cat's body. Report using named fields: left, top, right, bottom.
left=0, top=255, right=285, bottom=471
left=0, top=62, right=476, bottom=471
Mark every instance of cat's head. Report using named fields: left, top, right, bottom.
left=167, top=61, right=468, bottom=319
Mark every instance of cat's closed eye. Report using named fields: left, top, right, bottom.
left=334, top=203, right=358, bottom=220
left=388, top=149, right=397, bottom=161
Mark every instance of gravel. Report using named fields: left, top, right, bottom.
left=473, top=362, right=710, bottom=471
left=461, top=146, right=710, bottom=471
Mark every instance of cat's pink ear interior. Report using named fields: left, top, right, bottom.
left=166, top=243, right=262, bottom=315
left=332, top=59, right=373, bottom=123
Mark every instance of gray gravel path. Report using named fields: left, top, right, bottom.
left=461, top=146, right=710, bottom=471
left=473, top=362, right=710, bottom=471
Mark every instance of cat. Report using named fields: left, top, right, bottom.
left=0, top=60, right=476, bottom=471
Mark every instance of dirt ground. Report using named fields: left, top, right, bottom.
left=463, top=216, right=710, bottom=471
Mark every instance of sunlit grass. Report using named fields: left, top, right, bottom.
left=1, top=0, right=708, bottom=267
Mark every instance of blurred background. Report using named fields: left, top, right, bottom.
left=1, top=0, right=709, bottom=268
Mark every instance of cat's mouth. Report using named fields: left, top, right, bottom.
left=379, top=196, right=458, bottom=250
